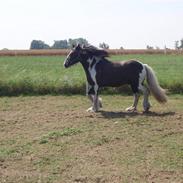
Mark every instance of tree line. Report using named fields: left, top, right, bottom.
left=30, top=38, right=111, bottom=50
left=30, top=37, right=183, bottom=50
left=30, top=38, right=89, bottom=49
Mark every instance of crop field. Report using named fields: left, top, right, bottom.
left=0, top=54, right=183, bottom=182
left=0, top=54, right=183, bottom=96
left=0, top=49, right=183, bottom=57
left=0, top=95, right=183, bottom=183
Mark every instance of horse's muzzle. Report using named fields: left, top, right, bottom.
left=63, top=61, right=69, bottom=68
left=64, top=63, right=68, bottom=68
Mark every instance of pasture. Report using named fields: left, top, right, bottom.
left=0, top=95, right=183, bottom=183
left=0, top=54, right=183, bottom=96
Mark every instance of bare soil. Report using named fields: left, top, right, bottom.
left=0, top=95, right=182, bottom=183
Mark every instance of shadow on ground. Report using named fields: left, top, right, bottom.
left=99, top=110, right=175, bottom=119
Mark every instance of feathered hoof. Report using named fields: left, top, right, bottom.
left=86, top=107, right=98, bottom=113
left=143, top=102, right=151, bottom=113
left=125, top=106, right=137, bottom=113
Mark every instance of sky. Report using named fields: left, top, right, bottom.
left=0, top=0, right=183, bottom=49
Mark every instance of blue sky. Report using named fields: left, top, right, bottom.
left=0, top=0, right=183, bottom=49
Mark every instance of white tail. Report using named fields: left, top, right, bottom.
left=144, top=64, right=167, bottom=103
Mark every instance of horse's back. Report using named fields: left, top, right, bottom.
left=118, top=60, right=143, bottom=72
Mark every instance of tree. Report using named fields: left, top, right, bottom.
left=146, top=45, right=154, bottom=50
left=179, top=38, right=183, bottom=49
left=30, top=40, right=50, bottom=49
left=68, top=38, right=89, bottom=48
left=175, top=40, right=179, bottom=50
left=52, top=40, right=68, bottom=49
left=99, top=42, right=109, bottom=49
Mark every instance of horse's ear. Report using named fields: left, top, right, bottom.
left=81, top=44, right=86, bottom=49
left=75, top=44, right=81, bottom=50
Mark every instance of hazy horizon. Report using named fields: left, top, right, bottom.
left=1, top=0, right=183, bottom=49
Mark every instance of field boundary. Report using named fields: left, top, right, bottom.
left=0, top=49, right=183, bottom=56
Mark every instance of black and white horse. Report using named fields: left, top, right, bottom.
left=64, top=44, right=167, bottom=112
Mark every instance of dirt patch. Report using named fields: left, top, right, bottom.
left=0, top=95, right=183, bottom=183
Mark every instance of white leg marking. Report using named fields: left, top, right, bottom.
left=86, top=57, right=101, bottom=112
left=138, top=65, right=146, bottom=87
left=87, top=57, right=99, bottom=92
left=138, top=65, right=151, bottom=112
left=126, top=93, right=139, bottom=112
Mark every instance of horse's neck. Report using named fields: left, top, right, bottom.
left=81, top=56, right=110, bottom=71
left=80, top=59, right=89, bottom=71
left=80, top=56, right=97, bottom=70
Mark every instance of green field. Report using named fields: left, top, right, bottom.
left=0, top=54, right=183, bottom=96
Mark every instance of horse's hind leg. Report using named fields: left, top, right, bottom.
left=126, top=93, right=140, bottom=112
left=125, top=82, right=140, bottom=112
left=139, top=84, right=151, bottom=112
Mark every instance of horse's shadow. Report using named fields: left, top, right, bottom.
left=99, top=110, right=175, bottom=119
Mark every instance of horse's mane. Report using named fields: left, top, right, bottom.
left=83, top=45, right=109, bottom=58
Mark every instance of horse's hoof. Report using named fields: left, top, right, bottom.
left=143, top=107, right=150, bottom=113
left=86, top=107, right=98, bottom=113
left=125, top=106, right=137, bottom=112
left=86, top=107, right=94, bottom=112
left=143, top=103, right=151, bottom=112
left=143, top=110, right=149, bottom=114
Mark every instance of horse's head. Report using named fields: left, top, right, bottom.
left=64, top=44, right=84, bottom=68
left=64, top=44, right=109, bottom=68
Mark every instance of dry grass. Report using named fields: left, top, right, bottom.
left=0, top=95, right=183, bottom=183
left=0, top=49, right=69, bottom=56
left=0, top=49, right=183, bottom=56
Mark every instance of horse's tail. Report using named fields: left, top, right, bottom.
left=144, top=64, right=167, bottom=103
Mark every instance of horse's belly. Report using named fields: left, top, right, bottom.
left=99, top=76, right=128, bottom=87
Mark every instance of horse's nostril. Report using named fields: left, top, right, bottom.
left=64, top=63, right=68, bottom=68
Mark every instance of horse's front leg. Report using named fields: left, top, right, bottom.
left=86, top=82, right=102, bottom=112
left=87, top=95, right=98, bottom=112
left=88, top=95, right=102, bottom=109
left=92, top=94, right=99, bottom=112
left=86, top=85, right=101, bottom=112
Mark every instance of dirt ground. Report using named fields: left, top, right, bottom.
left=0, top=95, right=182, bottom=183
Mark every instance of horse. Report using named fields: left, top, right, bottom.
left=64, top=44, right=167, bottom=112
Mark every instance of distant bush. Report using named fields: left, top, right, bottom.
left=52, top=40, right=68, bottom=49
left=30, top=40, right=50, bottom=49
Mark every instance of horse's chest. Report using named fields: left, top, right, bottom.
left=85, top=59, right=100, bottom=85
left=89, top=67, right=96, bottom=81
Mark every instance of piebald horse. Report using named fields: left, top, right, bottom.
left=64, top=45, right=167, bottom=112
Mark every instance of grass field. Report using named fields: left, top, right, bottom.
left=0, top=54, right=183, bottom=96
left=0, top=95, right=183, bottom=182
